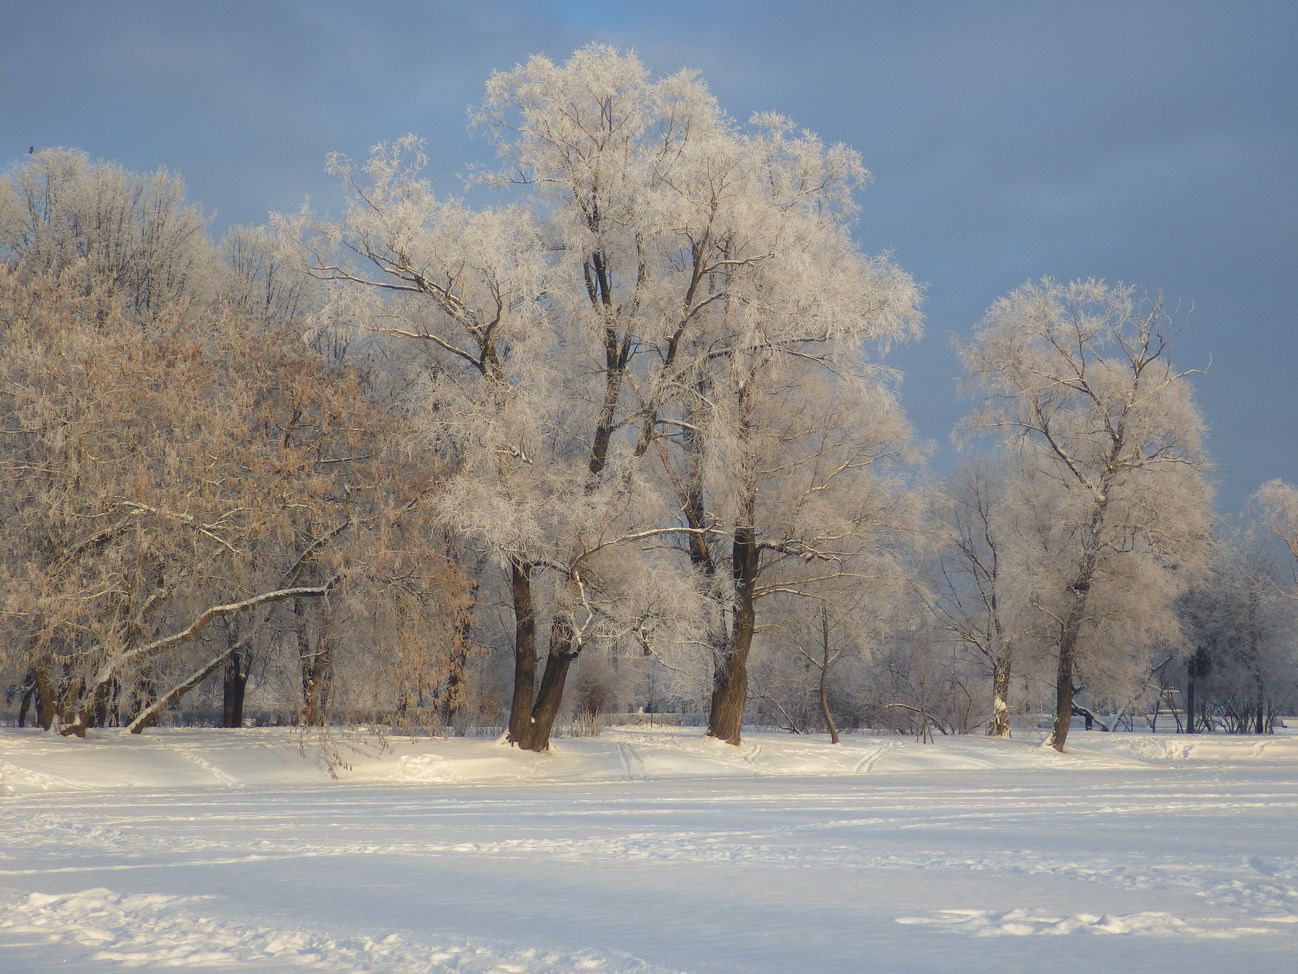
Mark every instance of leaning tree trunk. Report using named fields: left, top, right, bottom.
left=1048, top=609, right=1084, bottom=752
left=509, top=312, right=628, bottom=751
left=131, top=647, right=235, bottom=734
left=516, top=616, right=578, bottom=751
left=988, top=643, right=1013, bottom=738
left=1047, top=567, right=1099, bottom=753
left=1046, top=484, right=1113, bottom=753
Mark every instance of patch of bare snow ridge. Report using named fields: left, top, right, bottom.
left=0, top=886, right=674, bottom=972
left=894, top=907, right=1279, bottom=939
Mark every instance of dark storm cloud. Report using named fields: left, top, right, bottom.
left=3, top=0, right=1294, bottom=508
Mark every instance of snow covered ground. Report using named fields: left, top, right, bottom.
left=1, top=726, right=1295, bottom=972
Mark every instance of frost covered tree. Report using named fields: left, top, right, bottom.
left=1257, top=480, right=1298, bottom=581
left=0, top=264, right=468, bottom=736
left=677, top=368, right=922, bottom=745
left=219, top=224, right=311, bottom=327
left=284, top=132, right=564, bottom=744
left=1178, top=531, right=1297, bottom=734
left=753, top=582, right=904, bottom=743
left=287, top=45, right=920, bottom=750
left=959, top=280, right=1212, bottom=751
left=0, top=148, right=213, bottom=320
left=0, top=274, right=327, bottom=733
left=479, top=49, right=924, bottom=749
left=930, top=459, right=1051, bottom=737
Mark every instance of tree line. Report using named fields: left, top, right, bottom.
left=2, top=47, right=1295, bottom=751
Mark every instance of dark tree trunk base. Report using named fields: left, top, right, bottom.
left=223, top=650, right=249, bottom=728
left=505, top=561, right=537, bottom=746
left=707, top=655, right=748, bottom=746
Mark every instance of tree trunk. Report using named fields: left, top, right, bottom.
left=89, top=678, right=116, bottom=728
left=817, top=607, right=839, bottom=744
left=1044, top=429, right=1127, bottom=754
left=61, top=680, right=87, bottom=738
left=1254, top=674, right=1266, bottom=735
left=506, top=560, right=538, bottom=745
left=1046, top=497, right=1110, bottom=753
left=988, top=643, right=1012, bottom=738
left=708, top=518, right=758, bottom=745
left=1043, top=610, right=1085, bottom=753
left=707, top=640, right=750, bottom=745
left=300, top=637, right=332, bottom=726
left=818, top=659, right=839, bottom=745
left=32, top=660, right=56, bottom=731
left=130, top=647, right=234, bottom=734
left=707, top=382, right=758, bottom=746
left=517, top=616, right=578, bottom=752
left=440, top=578, right=478, bottom=729
left=223, top=647, right=249, bottom=728
left=1048, top=631, right=1078, bottom=751
left=1186, top=667, right=1197, bottom=735
left=296, top=596, right=334, bottom=727
left=18, top=683, right=35, bottom=728
left=505, top=260, right=629, bottom=750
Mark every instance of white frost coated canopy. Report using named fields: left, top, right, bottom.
left=285, top=45, right=922, bottom=658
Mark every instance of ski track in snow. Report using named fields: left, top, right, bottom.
left=615, top=742, right=646, bottom=781
left=169, top=744, right=243, bottom=789
left=850, top=739, right=898, bottom=774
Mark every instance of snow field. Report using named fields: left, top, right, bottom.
left=1, top=727, right=1296, bottom=972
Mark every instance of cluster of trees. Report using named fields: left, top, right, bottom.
left=2, top=47, right=1294, bottom=751
left=0, top=150, right=470, bottom=738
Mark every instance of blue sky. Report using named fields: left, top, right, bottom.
left=3, top=0, right=1294, bottom=509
